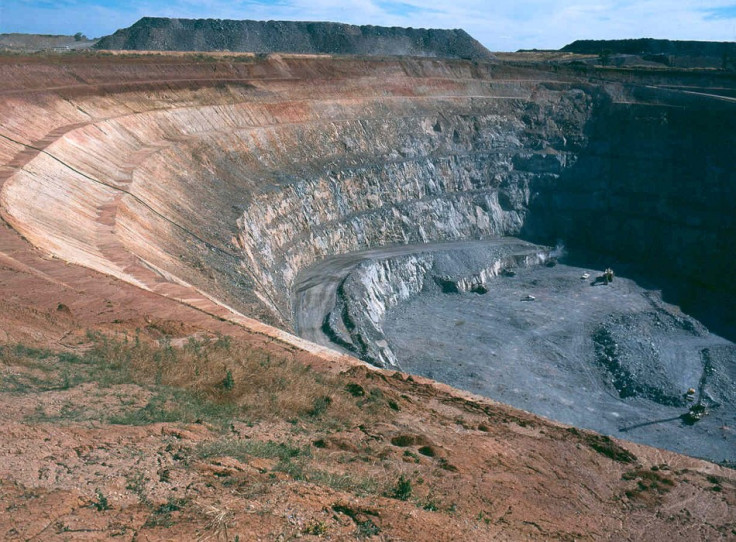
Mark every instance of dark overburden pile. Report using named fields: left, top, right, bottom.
left=95, top=17, right=494, bottom=60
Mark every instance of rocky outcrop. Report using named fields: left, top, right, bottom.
left=95, top=17, right=493, bottom=60
left=323, top=242, right=550, bottom=366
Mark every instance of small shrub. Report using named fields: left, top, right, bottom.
left=567, top=428, right=637, bottom=464
left=403, top=450, right=420, bottom=463
left=391, top=435, right=416, bottom=447
left=308, top=395, right=333, bottom=417
left=92, top=488, right=111, bottom=511
left=222, top=369, right=235, bottom=391
left=358, top=519, right=381, bottom=537
left=145, top=498, right=187, bottom=528
left=302, top=520, right=328, bottom=536
left=589, top=436, right=636, bottom=463
left=417, top=446, right=435, bottom=457
left=390, top=475, right=412, bottom=501
left=332, top=503, right=381, bottom=537
left=622, top=468, right=676, bottom=503
left=438, top=458, right=458, bottom=472
left=345, top=383, right=366, bottom=397
left=368, top=388, right=383, bottom=400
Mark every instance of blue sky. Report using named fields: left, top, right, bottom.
left=2, top=0, right=736, bottom=51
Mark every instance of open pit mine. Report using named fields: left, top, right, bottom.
left=0, top=20, right=735, bottom=540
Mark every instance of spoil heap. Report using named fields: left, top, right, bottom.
left=95, top=17, right=493, bottom=60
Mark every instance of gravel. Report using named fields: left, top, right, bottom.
left=384, top=262, right=736, bottom=463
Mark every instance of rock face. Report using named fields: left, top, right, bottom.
left=319, top=241, right=550, bottom=366
left=0, top=53, right=734, bottom=360
left=235, top=89, right=586, bottom=325
left=525, top=89, right=736, bottom=336
left=95, top=17, right=493, bottom=60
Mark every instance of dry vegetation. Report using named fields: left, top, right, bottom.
left=0, top=333, right=417, bottom=539
left=1, top=332, right=734, bottom=540
left=0, top=306, right=730, bottom=532
left=1, top=332, right=378, bottom=428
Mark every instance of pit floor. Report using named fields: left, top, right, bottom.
left=384, top=263, right=736, bottom=463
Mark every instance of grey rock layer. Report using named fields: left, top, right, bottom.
left=233, top=92, right=589, bottom=326
left=323, top=242, right=551, bottom=366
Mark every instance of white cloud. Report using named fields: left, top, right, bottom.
left=2, top=0, right=736, bottom=50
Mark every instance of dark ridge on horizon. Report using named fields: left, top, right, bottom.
left=562, top=37, right=736, bottom=57
left=94, top=17, right=494, bottom=60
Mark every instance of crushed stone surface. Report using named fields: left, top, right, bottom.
left=384, top=263, right=736, bottom=463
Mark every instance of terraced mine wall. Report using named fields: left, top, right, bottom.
left=1, top=54, right=734, bottom=355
